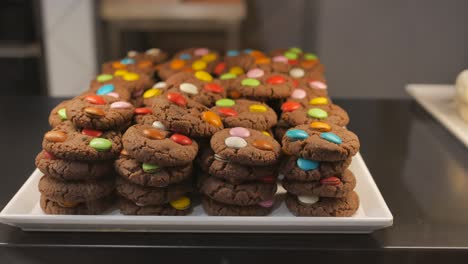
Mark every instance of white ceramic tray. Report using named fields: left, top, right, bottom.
left=406, top=84, right=468, bottom=147
left=0, top=153, right=392, bottom=233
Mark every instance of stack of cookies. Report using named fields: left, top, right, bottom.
left=199, top=127, right=281, bottom=216
left=38, top=93, right=135, bottom=214
left=114, top=124, right=198, bottom=215
left=280, top=123, right=360, bottom=216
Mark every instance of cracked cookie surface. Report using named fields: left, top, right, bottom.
left=285, top=191, right=359, bottom=217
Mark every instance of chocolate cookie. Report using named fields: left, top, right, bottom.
left=199, top=176, right=277, bottom=206
left=38, top=175, right=115, bottom=203
left=151, top=92, right=224, bottom=137
left=66, top=95, right=134, bottom=130
left=42, top=121, right=122, bottom=161
left=127, top=48, right=168, bottom=64
left=122, top=124, right=198, bottom=166
left=282, top=169, right=356, bottom=198
left=102, top=57, right=156, bottom=77
left=164, top=71, right=226, bottom=107
left=86, top=81, right=132, bottom=101
left=199, top=148, right=278, bottom=184
left=202, top=196, right=273, bottom=216
left=285, top=191, right=359, bottom=217
left=116, top=177, right=191, bottom=206
left=119, top=197, right=191, bottom=216
left=232, top=71, right=294, bottom=100
left=210, top=99, right=277, bottom=131
left=115, top=155, right=192, bottom=187
left=48, top=100, right=70, bottom=128
left=279, top=97, right=349, bottom=127
left=35, top=150, right=114, bottom=181
left=210, top=127, right=281, bottom=166
left=40, top=194, right=114, bottom=215
left=282, top=123, right=360, bottom=161
left=280, top=155, right=352, bottom=182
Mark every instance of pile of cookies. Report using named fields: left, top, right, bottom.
left=36, top=46, right=361, bottom=217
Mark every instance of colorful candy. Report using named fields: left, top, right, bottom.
left=249, top=104, right=267, bottom=113
left=273, top=55, right=288, bottom=63
left=120, top=58, right=135, bottom=64
left=170, top=196, right=191, bottom=210
left=310, top=121, right=331, bottom=132
left=153, top=82, right=167, bottom=89
left=43, top=151, right=55, bottom=159
left=204, top=83, right=224, bottom=93
left=284, top=51, right=298, bottom=60
left=258, top=199, right=274, bottom=208
left=113, top=69, right=127, bottom=76
left=142, top=163, right=159, bottom=173
left=84, top=107, right=105, bottom=117
left=85, top=95, right=106, bottom=105
left=143, top=128, right=165, bottom=140
left=44, top=131, right=67, bottom=142
left=307, top=108, right=328, bottom=119
left=214, top=62, right=226, bottom=75
left=266, top=75, right=286, bottom=84
left=192, top=60, right=207, bottom=70
left=216, top=98, right=235, bottom=107
left=298, top=195, right=319, bottom=205
left=194, top=48, right=209, bottom=56
left=310, top=97, right=328, bottom=105
left=112, top=61, right=126, bottom=69
left=89, top=138, right=112, bottom=151
left=110, top=101, right=132, bottom=109
left=179, top=83, right=199, bottom=95
left=106, top=92, right=119, bottom=98
left=143, top=88, right=162, bottom=99
left=290, top=89, right=306, bottom=99
left=229, top=66, right=244, bottom=75
left=246, top=68, right=264, bottom=78
left=202, top=111, right=222, bottom=127
left=285, top=129, right=309, bottom=140
left=289, top=47, right=302, bottom=54
left=146, top=48, right=160, bottom=55
left=220, top=73, right=236, bottom=80
left=179, top=53, right=191, bottom=60
left=252, top=140, right=274, bottom=151
left=167, top=92, right=187, bottom=106
left=170, top=134, right=192, bottom=145
left=170, top=59, right=185, bottom=69
left=81, top=128, right=103, bottom=137
left=320, top=132, right=342, bottom=144
left=309, top=81, right=327, bottom=90
left=134, top=107, right=152, bottom=115
left=304, top=53, right=318, bottom=60
left=96, top=84, right=114, bottom=95
left=262, top=131, right=271, bottom=137
left=241, top=78, right=260, bottom=87
left=229, top=127, right=250, bottom=138
left=195, top=71, right=213, bottom=82
left=217, top=107, right=238, bottom=117
left=296, top=158, right=319, bottom=171
left=281, top=101, right=301, bottom=112
left=227, top=50, right=239, bottom=56
left=289, top=68, right=305, bottom=78
left=97, top=74, right=113, bottom=82
left=320, top=176, right=341, bottom=186
left=225, top=136, right=247, bottom=149
left=256, top=57, right=270, bottom=64
left=57, top=108, right=67, bottom=120
left=202, top=53, right=217, bottom=62
left=152, top=121, right=166, bottom=130
left=137, top=60, right=152, bottom=68
left=123, top=72, right=139, bottom=81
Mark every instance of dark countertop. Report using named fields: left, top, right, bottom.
left=0, top=96, right=467, bottom=263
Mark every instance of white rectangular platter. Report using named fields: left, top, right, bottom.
left=406, top=84, right=468, bottom=147
left=0, top=153, right=393, bottom=233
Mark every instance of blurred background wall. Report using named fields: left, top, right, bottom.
left=2, top=0, right=467, bottom=98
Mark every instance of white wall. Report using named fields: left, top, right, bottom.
left=41, top=0, right=97, bottom=96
